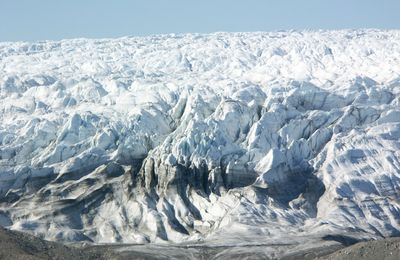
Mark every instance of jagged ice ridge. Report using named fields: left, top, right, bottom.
left=0, top=30, right=400, bottom=251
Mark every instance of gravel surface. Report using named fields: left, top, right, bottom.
left=317, top=237, right=400, bottom=260
left=1, top=226, right=399, bottom=260
left=0, top=226, right=114, bottom=260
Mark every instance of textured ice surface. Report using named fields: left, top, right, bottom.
left=0, top=30, right=400, bottom=252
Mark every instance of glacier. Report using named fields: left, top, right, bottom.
left=0, top=29, right=400, bottom=255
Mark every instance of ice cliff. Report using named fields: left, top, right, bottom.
left=0, top=30, right=399, bottom=248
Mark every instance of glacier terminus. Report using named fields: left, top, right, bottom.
left=0, top=29, right=400, bottom=257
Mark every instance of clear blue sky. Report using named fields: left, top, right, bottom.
left=1, top=0, right=400, bottom=42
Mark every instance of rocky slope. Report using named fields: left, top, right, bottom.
left=0, top=226, right=107, bottom=260
left=317, top=237, right=400, bottom=260
left=0, top=30, right=399, bottom=255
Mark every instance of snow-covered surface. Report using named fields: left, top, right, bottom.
left=1, top=30, right=400, bottom=256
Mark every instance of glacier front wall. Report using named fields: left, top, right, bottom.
left=0, top=30, right=399, bottom=247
